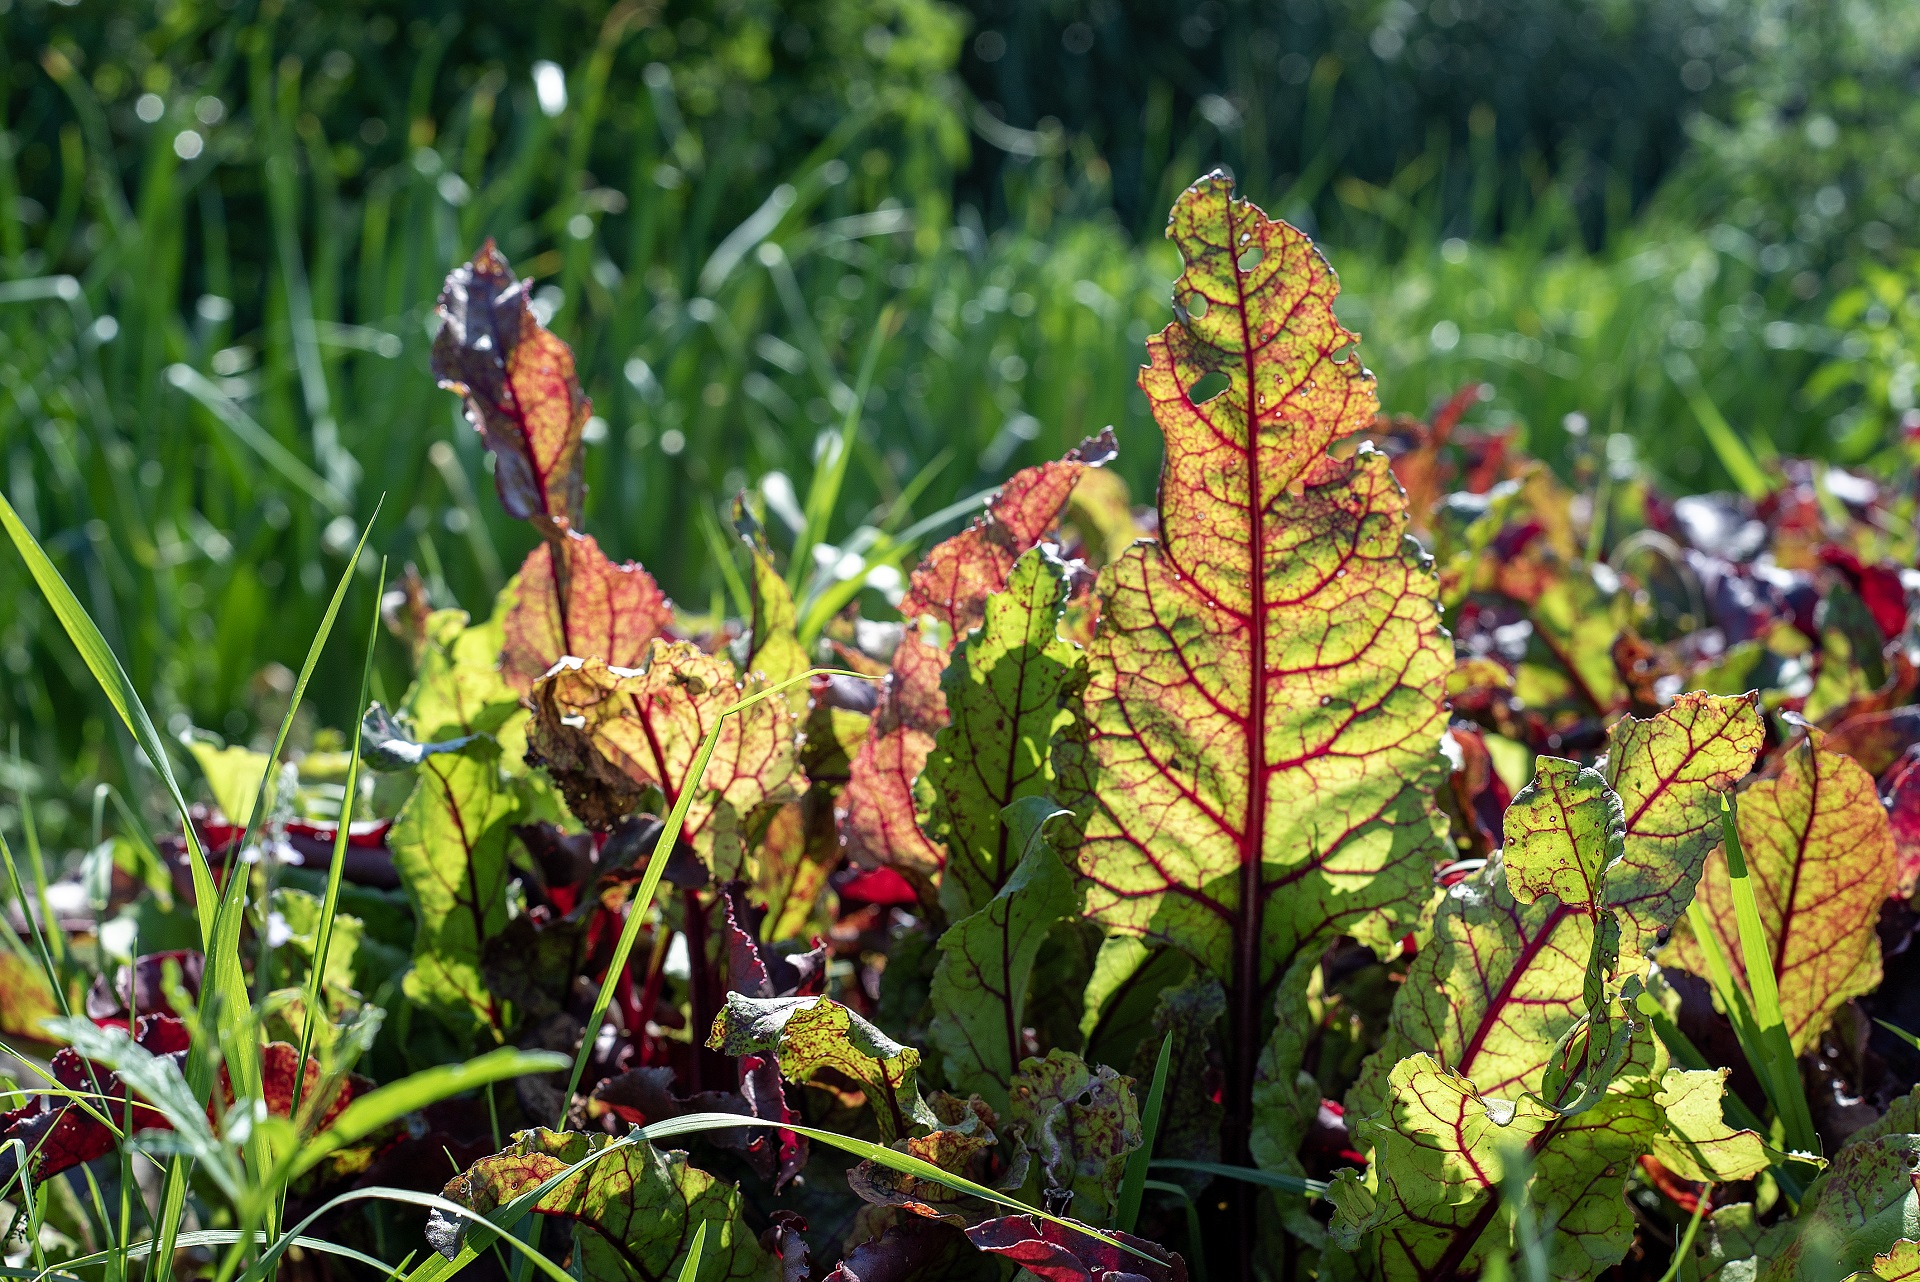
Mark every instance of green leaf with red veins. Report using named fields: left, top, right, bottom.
left=1666, top=733, right=1894, bottom=1054
left=500, top=533, right=673, bottom=693
left=1333, top=700, right=1772, bottom=1281
left=925, top=548, right=1086, bottom=922
left=428, top=1128, right=767, bottom=1282
left=524, top=644, right=803, bottom=848
left=706, top=993, right=938, bottom=1142
left=929, top=798, right=1080, bottom=1111
left=1601, top=692, right=1766, bottom=961
left=1334, top=1023, right=1767, bottom=1282
left=1060, top=171, right=1454, bottom=1172
left=1006, top=1049, right=1143, bottom=1226
left=390, top=737, right=555, bottom=1040
left=432, top=242, right=588, bottom=538
left=839, top=434, right=1114, bottom=911
left=1353, top=694, right=1762, bottom=1119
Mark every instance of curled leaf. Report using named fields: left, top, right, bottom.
left=432, top=242, right=588, bottom=537
left=526, top=644, right=803, bottom=845
left=706, top=993, right=938, bottom=1141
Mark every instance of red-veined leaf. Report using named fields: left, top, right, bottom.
left=839, top=433, right=1113, bottom=908
left=432, top=242, right=588, bottom=538
left=1059, top=172, right=1454, bottom=1176
left=525, top=644, right=804, bottom=849
left=1332, top=695, right=1767, bottom=1281
left=1667, top=732, right=1896, bottom=1054
left=501, top=533, right=673, bottom=693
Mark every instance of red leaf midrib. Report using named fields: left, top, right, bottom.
left=1229, top=194, right=1270, bottom=1173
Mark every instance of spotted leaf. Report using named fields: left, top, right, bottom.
left=706, top=993, right=937, bottom=1142
left=525, top=644, right=803, bottom=849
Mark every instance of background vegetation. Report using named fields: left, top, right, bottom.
left=0, top=0, right=1917, bottom=843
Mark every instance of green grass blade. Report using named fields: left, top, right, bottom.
left=675, top=1222, right=706, bottom=1282
left=283, top=557, right=385, bottom=1230
left=163, top=364, right=351, bottom=514
left=0, top=490, right=213, bottom=916
left=1115, top=1031, right=1171, bottom=1232
left=554, top=667, right=881, bottom=1123
left=1716, top=795, right=1818, bottom=1156
left=283, top=1049, right=569, bottom=1184
left=1874, top=1018, right=1920, bottom=1052
left=1666, top=354, right=1769, bottom=502
left=788, top=308, right=894, bottom=594
left=1147, top=1159, right=1327, bottom=1197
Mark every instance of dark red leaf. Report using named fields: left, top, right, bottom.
left=964, top=1215, right=1186, bottom=1282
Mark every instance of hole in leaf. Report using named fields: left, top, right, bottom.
left=1331, top=340, right=1356, bottom=362
left=1187, top=292, right=1209, bottom=319
left=1190, top=370, right=1230, bottom=403
left=1238, top=246, right=1263, bottom=272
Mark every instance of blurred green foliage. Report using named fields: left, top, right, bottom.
left=0, top=0, right=1913, bottom=843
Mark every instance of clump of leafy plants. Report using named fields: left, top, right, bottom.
left=1, top=171, right=1918, bottom=1282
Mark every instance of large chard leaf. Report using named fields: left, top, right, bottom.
left=928, top=798, right=1079, bottom=1110
left=525, top=643, right=803, bottom=845
left=924, top=546, right=1086, bottom=921
left=1060, top=172, right=1454, bottom=1166
left=1333, top=695, right=1767, bottom=1282
left=707, top=993, right=938, bottom=1141
left=432, top=242, right=587, bottom=538
left=839, top=433, right=1113, bottom=907
left=390, top=737, right=552, bottom=1039
left=428, top=1128, right=766, bottom=1282
left=1666, top=733, right=1895, bottom=1054
left=501, top=532, right=674, bottom=693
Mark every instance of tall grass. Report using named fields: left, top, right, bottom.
left=0, top=12, right=1867, bottom=851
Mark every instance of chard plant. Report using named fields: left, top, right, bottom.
left=0, top=172, right=1918, bottom=1282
